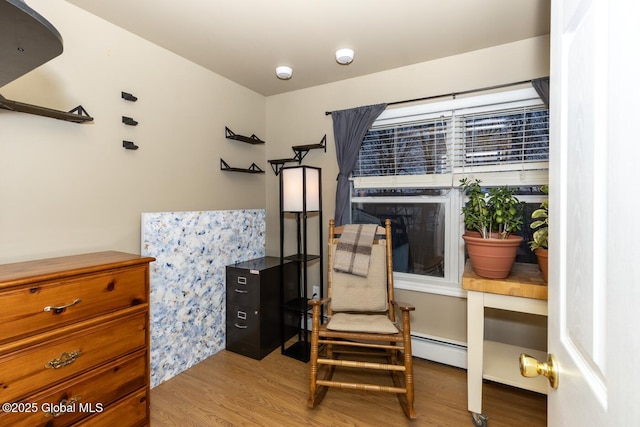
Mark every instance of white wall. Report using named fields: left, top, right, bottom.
left=264, top=35, right=551, bottom=345
left=0, top=0, right=267, bottom=263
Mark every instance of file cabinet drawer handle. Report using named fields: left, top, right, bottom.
left=234, top=289, right=248, bottom=294
left=44, top=298, right=82, bottom=314
left=45, top=350, right=82, bottom=369
left=234, top=323, right=248, bottom=329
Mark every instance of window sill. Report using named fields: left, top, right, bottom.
left=394, top=274, right=467, bottom=298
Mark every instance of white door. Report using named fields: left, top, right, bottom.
left=548, top=0, right=640, bottom=425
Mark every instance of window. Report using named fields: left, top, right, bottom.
left=352, top=189, right=447, bottom=278
left=350, top=88, right=549, bottom=295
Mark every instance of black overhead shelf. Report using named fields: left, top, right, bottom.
left=0, top=1, right=93, bottom=124
left=0, top=0, right=62, bottom=88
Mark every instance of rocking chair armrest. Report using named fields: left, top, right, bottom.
left=392, top=300, right=415, bottom=312
left=308, top=297, right=331, bottom=307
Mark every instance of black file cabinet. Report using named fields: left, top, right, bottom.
left=226, top=256, right=296, bottom=360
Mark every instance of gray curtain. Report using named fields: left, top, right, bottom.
left=532, top=77, right=550, bottom=107
left=331, top=103, right=387, bottom=226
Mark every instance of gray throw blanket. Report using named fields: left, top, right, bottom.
left=333, top=224, right=378, bottom=276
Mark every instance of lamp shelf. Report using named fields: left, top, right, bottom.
left=283, top=297, right=312, bottom=312
left=282, top=341, right=312, bottom=361
left=225, top=126, right=265, bottom=144
left=284, top=253, right=321, bottom=263
left=220, top=158, right=265, bottom=173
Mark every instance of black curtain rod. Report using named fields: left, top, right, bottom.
left=324, top=78, right=539, bottom=116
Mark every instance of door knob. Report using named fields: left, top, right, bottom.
left=519, top=353, right=559, bottom=389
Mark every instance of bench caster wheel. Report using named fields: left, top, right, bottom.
left=471, top=412, right=488, bottom=427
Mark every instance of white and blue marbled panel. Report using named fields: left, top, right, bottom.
left=141, top=209, right=265, bottom=387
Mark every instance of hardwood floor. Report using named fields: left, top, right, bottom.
left=150, top=349, right=546, bottom=426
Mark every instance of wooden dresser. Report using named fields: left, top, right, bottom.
left=0, top=251, right=155, bottom=427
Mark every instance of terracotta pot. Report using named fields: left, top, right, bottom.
left=462, top=234, right=524, bottom=279
left=535, top=247, right=548, bottom=283
left=464, top=230, right=501, bottom=239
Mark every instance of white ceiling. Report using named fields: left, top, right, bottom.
left=64, top=0, right=550, bottom=97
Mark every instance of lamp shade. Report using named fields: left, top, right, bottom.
left=281, top=166, right=320, bottom=212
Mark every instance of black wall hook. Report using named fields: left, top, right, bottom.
left=121, top=91, right=137, bottom=102
left=123, top=140, right=139, bottom=150
left=122, top=116, right=138, bottom=126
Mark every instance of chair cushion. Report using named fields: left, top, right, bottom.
left=330, top=243, right=388, bottom=312
left=327, top=313, right=398, bottom=334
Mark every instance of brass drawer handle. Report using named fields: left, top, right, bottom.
left=44, top=298, right=82, bottom=314
left=45, top=350, right=82, bottom=369
left=44, top=396, right=82, bottom=418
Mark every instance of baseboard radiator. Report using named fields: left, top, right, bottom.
left=410, top=333, right=468, bottom=369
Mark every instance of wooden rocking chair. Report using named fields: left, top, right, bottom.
left=307, top=218, right=417, bottom=419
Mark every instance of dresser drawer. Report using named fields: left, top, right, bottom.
left=226, top=268, right=259, bottom=307
left=73, top=387, right=148, bottom=427
left=0, top=308, right=147, bottom=404
left=0, top=265, right=148, bottom=345
left=0, top=350, right=147, bottom=427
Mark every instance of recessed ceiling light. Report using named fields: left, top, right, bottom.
left=335, top=48, right=354, bottom=65
left=275, top=66, right=293, bottom=80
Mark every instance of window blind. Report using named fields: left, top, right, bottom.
left=452, top=105, right=549, bottom=173
left=352, top=89, right=549, bottom=189
left=354, top=117, right=450, bottom=177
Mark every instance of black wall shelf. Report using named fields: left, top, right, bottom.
left=225, top=127, right=265, bottom=144
left=220, top=158, right=265, bottom=174
left=268, top=134, right=326, bottom=175
left=0, top=95, right=93, bottom=123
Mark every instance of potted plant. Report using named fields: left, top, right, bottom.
left=460, top=178, right=524, bottom=279
left=529, top=185, right=548, bottom=282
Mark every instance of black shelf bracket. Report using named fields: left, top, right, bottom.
left=225, top=126, right=265, bottom=144
left=123, top=140, right=139, bottom=150
left=122, top=116, right=138, bottom=126
left=0, top=94, right=93, bottom=123
left=121, top=91, right=138, bottom=102
left=220, top=158, right=265, bottom=174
